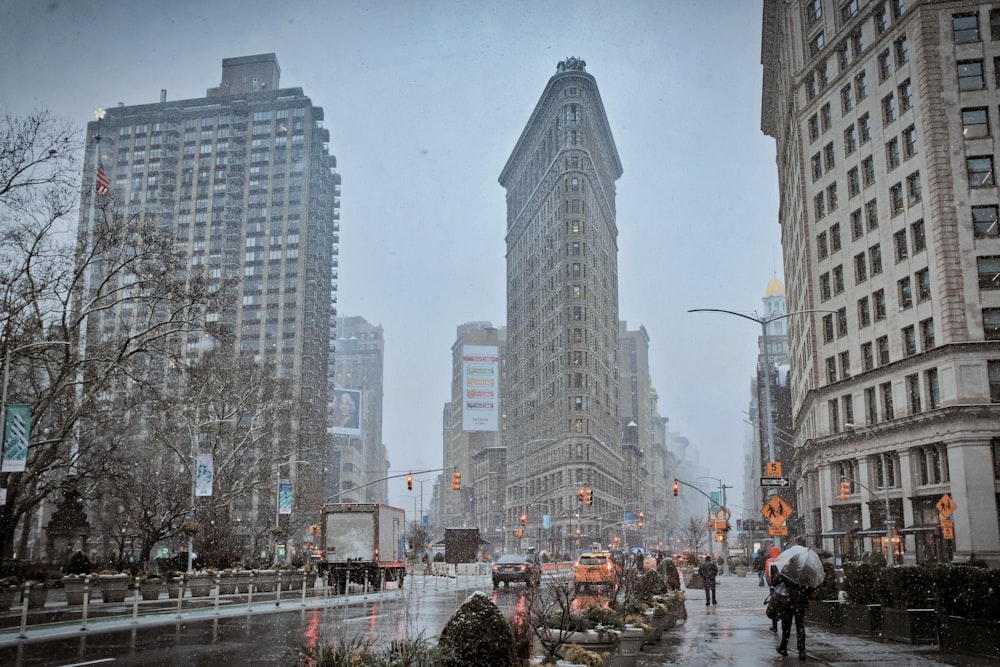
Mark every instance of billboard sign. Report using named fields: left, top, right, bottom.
left=462, top=345, right=498, bottom=431
left=327, top=388, right=362, bottom=437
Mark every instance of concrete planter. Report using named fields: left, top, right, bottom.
left=804, top=600, right=842, bottom=627
left=97, top=574, right=130, bottom=603
left=139, top=578, right=163, bottom=600
left=187, top=574, right=213, bottom=597
left=62, top=576, right=89, bottom=605
left=0, top=585, right=19, bottom=611
left=26, top=584, right=49, bottom=608
left=254, top=570, right=277, bottom=593
left=881, top=608, right=937, bottom=645
left=165, top=577, right=183, bottom=599
left=609, top=626, right=645, bottom=667
left=841, top=603, right=882, bottom=636
left=217, top=572, right=238, bottom=594
left=540, top=628, right=616, bottom=667
left=235, top=571, right=253, bottom=593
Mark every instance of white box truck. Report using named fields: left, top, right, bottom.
left=318, top=503, right=406, bottom=590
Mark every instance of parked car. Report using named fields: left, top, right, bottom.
left=492, top=554, right=542, bottom=587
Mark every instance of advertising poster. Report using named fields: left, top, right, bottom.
left=462, top=345, right=498, bottom=431
left=327, top=388, right=362, bottom=437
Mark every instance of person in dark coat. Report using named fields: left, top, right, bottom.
left=751, top=548, right=766, bottom=586
left=697, top=555, right=718, bottom=606
left=772, top=571, right=814, bottom=659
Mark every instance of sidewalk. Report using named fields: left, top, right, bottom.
left=688, top=572, right=995, bottom=666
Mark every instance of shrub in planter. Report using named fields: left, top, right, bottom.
left=886, top=566, right=936, bottom=610
left=437, top=591, right=514, bottom=667
left=843, top=560, right=890, bottom=606
left=64, top=551, right=93, bottom=576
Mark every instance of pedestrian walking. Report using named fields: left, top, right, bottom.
left=764, top=545, right=781, bottom=631
left=770, top=571, right=814, bottom=659
left=697, top=555, right=718, bottom=606
left=751, top=548, right=766, bottom=587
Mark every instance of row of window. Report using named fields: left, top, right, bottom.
left=829, top=365, right=941, bottom=433
left=834, top=443, right=949, bottom=495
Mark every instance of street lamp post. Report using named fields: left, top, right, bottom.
left=187, top=418, right=234, bottom=572
left=845, top=422, right=894, bottom=566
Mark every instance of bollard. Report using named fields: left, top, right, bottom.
left=379, top=569, right=385, bottom=597
left=275, top=572, right=282, bottom=608
left=131, top=576, right=140, bottom=624
left=247, top=572, right=254, bottom=612
left=301, top=573, right=308, bottom=606
left=81, top=576, right=91, bottom=631
left=17, top=583, right=30, bottom=639
left=175, top=577, right=185, bottom=618
left=213, top=573, right=221, bottom=615
left=363, top=571, right=369, bottom=599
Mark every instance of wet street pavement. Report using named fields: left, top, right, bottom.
left=1, top=571, right=995, bottom=666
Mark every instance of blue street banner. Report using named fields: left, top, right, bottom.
left=278, top=481, right=292, bottom=515
left=1, top=404, right=31, bottom=472
left=625, top=510, right=634, bottom=525
left=710, top=491, right=721, bottom=512
left=195, top=453, right=214, bottom=496
left=542, top=514, right=551, bottom=530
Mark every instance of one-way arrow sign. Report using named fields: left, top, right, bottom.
left=760, top=477, right=790, bottom=487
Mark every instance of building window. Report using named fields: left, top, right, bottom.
left=989, top=361, right=1000, bottom=403
left=925, top=369, right=940, bottom=409
left=829, top=399, right=841, bottom=430
left=874, top=288, right=887, bottom=320
left=859, top=114, right=872, bottom=143
left=828, top=183, right=839, bottom=211
left=958, top=60, right=985, bottom=90
left=906, top=373, right=921, bottom=414
left=817, top=231, right=829, bottom=259
left=902, top=125, right=918, bottom=158
left=973, top=205, right=999, bottom=238
left=844, top=125, right=858, bottom=155
left=821, top=103, right=832, bottom=131
left=967, top=156, right=996, bottom=187
left=809, top=114, right=820, bottom=142
left=882, top=94, right=897, bottom=125
left=848, top=167, right=861, bottom=197
left=838, top=43, right=850, bottom=71
left=862, top=157, right=875, bottom=187
left=898, top=79, right=912, bottom=112
left=977, top=256, right=1000, bottom=289
left=837, top=351, right=853, bottom=385
left=890, top=183, right=904, bottom=215
left=916, top=269, right=931, bottom=302
left=953, top=12, right=980, bottom=43
left=899, top=276, right=913, bottom=309
left=837, top=307, right=848, bottom=337
left=858, top=295, right=871, bottom=327
left=820, top=272, right=832, bottom=301
left=841, top=85, right=854, bottom=113
left=878, top=49, right=892, bottom=81
left=886, top=138, right=900, bottom=170
left=842, top=393, right=855, bottom=425
left=961, top=108, right=990, bottom=139
left=991, top=8, right=1000, bottom=40
left=894, top=229, right=908, bottom=262
left=902, top=325, right=917, bottom=356
left=870, top=244, right=883, bottom=275
left=906, top=172, right=921, bottom=205
left=881, top=381, right=894, bottom=420
left=810, top=31, right=826, bottom=58
left=877, top=335, right=890, bottom=366
left=862, top=341, right=874, bottom=370
left=826, top=356, right=838, bottom=383
left=823, top=314, right=835, bottom=343
left=894, top=35, right=908, bottom=65
left=855, top=252, right=868, bottom=284
left=911, top=219, right=926, bottom=252
left=983, top=308, right=1000, bottom=340
left=806, top=0, right=822, bottom=25
left=920, top=317, right=935, bottom=349
left=833, top=265, right=845, bottom=294
left=851, top=208, right=864, bottom=239
left=824, top=142, right=836, bottom=170
left=811, top=153, right=823, bottom=181
left=855, top=70, right=868, bottom=99
left=865, top=386, right=878, bottom=422
left=815, top=191, right=826, bottom=220
left=841, top=0, right=859, bottom=22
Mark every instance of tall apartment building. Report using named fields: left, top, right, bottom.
left=762, top=1, right=1000, bottom=564
left=80, top=53, right=340, bottom=530
left=328, top=316, right=388, bottom=504
left=499, top=57, right=624, bottom=554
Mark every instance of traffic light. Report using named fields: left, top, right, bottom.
left=308, top=524, right=321, bottom=537
left=584, top=488, right=593, bottom=506
left=714, top=531, right=725, bottom=542
left=673, top=481, right=679, bottom=496
left=578, top=488, right=585, bottom=503
left=520, top=513, right=527, bottom=527
left=452, top=471, right=461, bottom=491
left=840, top=480, right=850, bottom=500
left=407, top=473, right=413, bottom=491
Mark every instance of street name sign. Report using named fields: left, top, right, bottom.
left=760, top=477, right=790, bottom=487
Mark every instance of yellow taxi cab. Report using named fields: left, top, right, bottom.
left=571, top=550, right=622, bottom=611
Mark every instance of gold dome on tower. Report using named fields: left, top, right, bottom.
left=765, top=277, right=785, bottom=297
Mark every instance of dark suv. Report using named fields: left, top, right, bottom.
left=491, top=554, right=542, bottom=587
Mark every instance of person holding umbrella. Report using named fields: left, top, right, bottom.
left=769, top=545, right=825, bottom=659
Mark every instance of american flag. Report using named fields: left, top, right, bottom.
left=95, top=162, right=110, bottom=195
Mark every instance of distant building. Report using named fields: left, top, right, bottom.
left=328, top=316, right=388, bottom=504
left=500, top=57, right=625, bottom=553
left=762, top=2, right=1000, bottom=564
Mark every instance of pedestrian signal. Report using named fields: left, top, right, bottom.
left=714, top=531, right=725, bottom=542
left=308, top=524, right=321, bottom=537
left=840, top=480, right=850, bottom=500
left=578, top=488, right=585, bottom=503
left=452, top=471, right=461, bottom=491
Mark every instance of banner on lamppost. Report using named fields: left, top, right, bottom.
left=1, top=404, right=31, bottom=472
left=195, top=453, right=214, bottom=496
left=278, top=481, right=292, bottom=515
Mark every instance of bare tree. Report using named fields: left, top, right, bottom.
left=0, top=111, right=219, bottom=566
left=680, top=515, right=708, bottom=554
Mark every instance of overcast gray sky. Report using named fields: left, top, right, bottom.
left=2, top=0, right=780, bottom=518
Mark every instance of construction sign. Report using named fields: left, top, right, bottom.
left=761, top=495, right=794, bottom=526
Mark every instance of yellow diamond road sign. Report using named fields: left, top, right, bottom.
left=936, top=493, right=957, bottom=517
left=761, top=495, right=794, bottom=526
